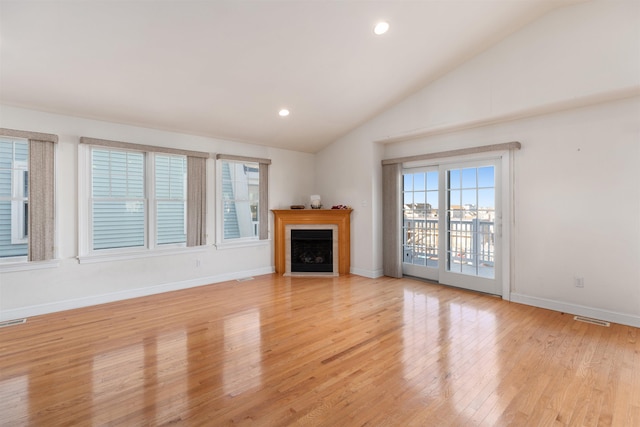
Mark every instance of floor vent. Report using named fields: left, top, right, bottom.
left=236, top=277, right=255, bottom=282
left=574, top=315, right=610, bottom=327
left=0, top=318, right=27, bottom=328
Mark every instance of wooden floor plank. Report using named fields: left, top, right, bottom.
left=1, top=274, right=638, bottom=426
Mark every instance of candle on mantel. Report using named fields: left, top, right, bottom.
left=310, top=195, right=321, bottom=209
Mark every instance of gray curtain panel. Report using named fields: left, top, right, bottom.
left=382, top=162, right=403, bottom=278
left=186, top=156, right=207, bottom=246
left=28, top=139, right=56, bottom=261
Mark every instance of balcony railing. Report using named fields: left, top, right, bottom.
left=403, top=218, right=495, bottom=271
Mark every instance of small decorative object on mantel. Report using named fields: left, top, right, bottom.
left=290, top=205, right=305, bottom=209
left=310, top=195, right=322, bottom=209
left=331, top=204, right=352, bottom=209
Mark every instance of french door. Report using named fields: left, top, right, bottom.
left=402, top=159, right=502, bottom=295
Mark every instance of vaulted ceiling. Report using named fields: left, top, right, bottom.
left=0, top=1, right=582, bottom=153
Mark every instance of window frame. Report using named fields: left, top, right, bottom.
left=216, top=158, right=261, bottom=245
left=79, top=144, right=192, bottom=261
left=0, top=137, right=29, bottom=262
left=215, top=154, right=270, bottom=248
left=0, top=128, right=58, bottom=269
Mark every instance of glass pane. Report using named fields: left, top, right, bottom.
left=403, top=174, right=413, bottom=190
left=15, top=142, right=28, bottom=162
left=413, top=173, right=425, bottom=191
left=413, top=191, right=425, bottom=205
left=92, top=149, right=144, bottom=198
left=448, top=252, right=462, bottom=273
left=403, top=192, right=413, bottom=205
left=157, top=201, right=185, bottom=245
left=426, top=191, right=438, bottom=213
left=93, top=201, right=145, bottom=250
left=426, top=171, right=438, bottom=191
left=449, top=169, right=461, bottom=189
left=478, top=189, right=495, bottom=210
left=222, top=161, right=260, bottom=240
left=462, top=189, right=477, bottom=208
left=461, top=168, right=476, bottom=188
left=0, top=140, right=29, bottom=258
left=446, top=165, right=497, bottom=279
left=0, top=170, right=10, bottom=197
left=155, top=156, right=170, bottom=198
left=448, top=209, right=464, bottom=220
left=478, top=166, right=494, bottom=188
left=156, top=155, right=186, bottom=200
left=403, top=170, right=438, bottom=270
left=0, top=200, right=28, bottom=257
left=0, top=141, right=12, bottom=168
left=449, top=190, right=461, bottom=207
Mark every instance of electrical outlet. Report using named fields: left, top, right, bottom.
left=196, top=259, right=201, bottom=268
left=574, top=277, right=584, bottom=288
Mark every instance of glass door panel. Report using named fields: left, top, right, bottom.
left=402, top=168, right=439, bottom=281
left=440, top=161, right=501, bottom=295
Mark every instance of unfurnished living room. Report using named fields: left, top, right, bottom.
left=0, top=0, right=639, bottom=425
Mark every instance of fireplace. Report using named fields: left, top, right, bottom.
left=272, top=209, right=352, bottom=276
left=285, top=224, right=339, bottom=276
left=291, top=229, right=333, bottom=273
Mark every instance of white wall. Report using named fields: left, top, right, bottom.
left=316, top=0, right=640, bottom=326
left=0, top=106, right=315, bottom=320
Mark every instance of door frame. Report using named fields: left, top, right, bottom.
left=402, top=150, right=513, bottom=299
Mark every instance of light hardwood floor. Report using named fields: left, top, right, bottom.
left=1, top=274, right=638, bottom=426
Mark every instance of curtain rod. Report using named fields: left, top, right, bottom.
left=381, top=141, right=521, bottom=166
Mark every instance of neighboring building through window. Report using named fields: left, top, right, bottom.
left=216, top=154, right=270, bottom=244
left=0, top=137, right=29, bottom=258
left=221, top=160, right=260, bottom=240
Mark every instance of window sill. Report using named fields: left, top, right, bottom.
left=77, top=245, right=208, bottom=264
left=215, top=239, right=270, bottom=250
left=0, top=259, right=60, bottom=273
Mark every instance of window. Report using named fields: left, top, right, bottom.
left=216, top=154, right=270, bottom=244
left=0, top=128, right=57, bottom=265
left=90, top=147, right=186, bottom=251
left=91, top=148, right=146, bottom=250
left=221, top=160, right=260, bottom=240
left=155, top=154, right=187, bottom=245
left=79, top=137, right=207, bottom=260
left=0, top=137, right=29, bottom=258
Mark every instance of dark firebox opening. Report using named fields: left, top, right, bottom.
left=291, top=229, right=333, bottom=272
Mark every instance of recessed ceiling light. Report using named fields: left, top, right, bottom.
left=373, top=21, right=389, bottom=36
left=278, top=109, right=290, bottom=117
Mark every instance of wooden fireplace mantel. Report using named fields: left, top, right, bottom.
left=272, top=209, right=352, bottom=275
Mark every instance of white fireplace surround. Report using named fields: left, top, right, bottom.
left=284, top=224, right=339, bottom=277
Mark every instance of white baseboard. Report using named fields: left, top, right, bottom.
left=510, top=292, right=640, bottom=328
left=350, top=267, right=384, bottom=279
left=0, top=266, right=275, bottom=322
